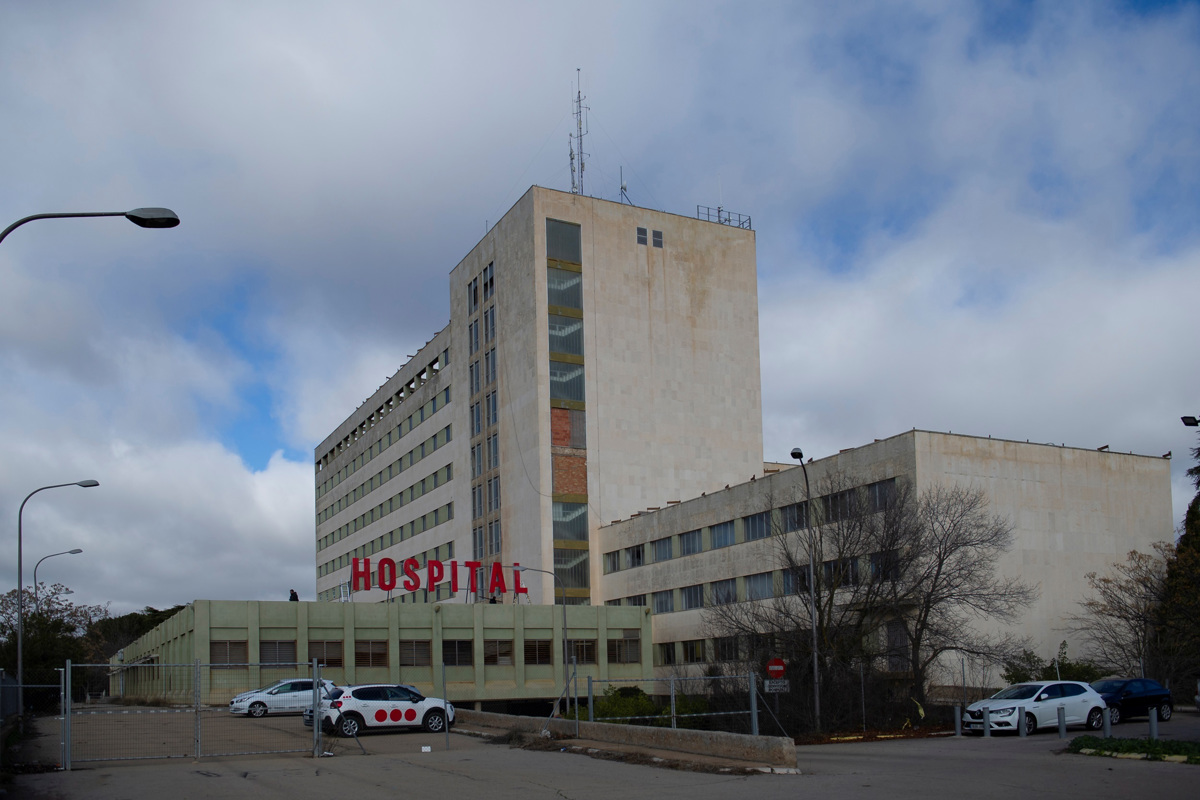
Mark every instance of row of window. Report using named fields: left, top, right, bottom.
left=213, top=634, right=639, bottom=669
left=470, top=435, right=500, bottom=478
left=470, top=476, right=501, bottom=519
left=317, top=427, right=453, bottom=548
left=467, top=262, right=495, bottom=314
left=635, top=227, right=663, bottom=248
left=316, top=388, right=452, bottom=503
left=603, top=480, right=896, bottom=573
left=608, top=554, right=900, bottom=614
left=317, top=502, right=455, bottom=578
left=472, top=518, right=503, bottom=560
left=315, top=350, right=449, bottom=476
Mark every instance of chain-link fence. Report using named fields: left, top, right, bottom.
left=577, top=674, right=763, bottom=735
left=59, top=660, right=325, bottom=768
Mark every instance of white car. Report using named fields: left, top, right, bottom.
left=230, top=678, right=335, bottom=717
left=319, top=683, right=454, bottom=736
left=963, top=681, right=1107, bottom=735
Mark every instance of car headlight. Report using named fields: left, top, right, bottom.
left=989, top=707, right=1014, bottom=717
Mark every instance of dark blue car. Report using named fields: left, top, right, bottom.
left=1091, top=678, right=1173, bottom=724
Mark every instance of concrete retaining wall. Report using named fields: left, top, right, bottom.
left=457, top=709, right=795, bottom=767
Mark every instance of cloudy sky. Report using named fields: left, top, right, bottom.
left=2, top=1, right=1198, bottom=615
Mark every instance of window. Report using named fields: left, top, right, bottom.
left=607, top=630, right=641, bottom=664
left=488, top=476, right=501, bottom=512
left=468, top=276, right=479, bottom=313
left=484, top=640, right=514, bottom=666
left=548, top=314, right=584, bottom=357
left=870, top=550, right=900, bottom=583
left=682, top=640, right=705, bottom=663
left=470, top=361, right=481, bottom=396
left=625, top=594, right=646, bottom=607
left=555, top=548, right=590, bottom=589
left=681, top=584, right=704, bottom=610
left=470, top=402, right=482, bottom=436
left=471, top=443, right=483, bottom=477
left=487, top=519, right=502, bottom=555
left=711, top=578, right=736, bottom=606
left=398, top=640, right=432, bottom=667
left=546, top=219, right=582, bottom=264
left=746, top=572, right=774, bottom=601
left=468, top=320, right=479, bottom=355
left=624, top=544, right=644, bottom=569
left=485, top=391, right=497, bottom=426
left=525, top=639, right=553, bottom=665
left=443, top=640, right=473, bottom=666
left=472, top=484, right=484, bottom=519
left=487, top=434, right=499, bottom=469
left=823, top=489, right=854, bottom=523
left=711, top=521, right=735, bottom=548
left=484, top=305, right=496, bottom=342
left=783, top=565, right=811, bottom=595
left=209, top=640, right=247, bottom=668
left=652, top=590, right=675, bottom=614
left=482, top=262, right=495, bottom=299
left=553, top=502, right=588, bottom=541
left=472, top=526, right=485, bottom=559
left=603, top=551, right=621, bottom=573
left=743, top=511, right=770, bottom=541
left=355, top=640, right=388, bottom=668
left=260, top=640, right=297, bottom=664
left=713, top=636, right=739, bottom=662
left=652, top=230, right=663, bottom=248
left=823, top=557, right=860, bottom=587
left=549, top=360, right=585, bottom=402
left=679, top=529, right=702, bottom=556
left=547, top=268, right=583, bottom=309
left=484, top=348, right=497, bottom=385
left=652, top=537, right=672, bottom=562
left=571, top=639, right=597, bottom=665
left=308, top=640, right=343, bottom=668
left=657, top=643, right=677, bottom=666
left=867, top=478, right=896, bottom=512
left=636, top=226, right=647, bottom=245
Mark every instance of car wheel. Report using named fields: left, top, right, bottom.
left=1109, top=707, right=1121, bottom=725
left=339, top=713, right=363, bottom=738
left=1024, top=712, right=1037, bottom=736
left=1158, top=702, right=1172, bottom=722
left=248, top=702, right=268, bottom=718
left=1086, top=707, right=1104, bottom=730
left=423, top=710, right=446, bottom=733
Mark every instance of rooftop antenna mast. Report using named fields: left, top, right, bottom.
left=569, top=69, right=589, bottom=195
left=620, top=167, right=632, bottom=205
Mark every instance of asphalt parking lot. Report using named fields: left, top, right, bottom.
left=10, top=709, right=1199, bottom=799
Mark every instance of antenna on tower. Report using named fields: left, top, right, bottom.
left=569, top=69, right=589, bottom=195
left=620, top=166, right=632, bottom=205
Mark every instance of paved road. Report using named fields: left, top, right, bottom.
left=13, top=711, right=1199, bottom=799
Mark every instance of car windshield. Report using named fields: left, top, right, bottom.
left=1092, top=680, right=1127, bottom=693
left=991, top=684, right=1041, bottom=700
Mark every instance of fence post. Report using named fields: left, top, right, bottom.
left=749, top=675, right=759, bottom=737
left=572, top=660, right=579, bottom=739
left=1056, top=706, right=1066, bottom=739
left=62, top=661, right=72, bottom=771
left=312, top=659, right=321, bottom=758
left=194, top=659, right=202, bottom=760
left=587, top=676, right=594, bottom=722
left=1102, top=707, right=1111, bottom=738
left=953, top=705, right=961, bottom=737
left=982, top=706, right=991, bottom=737
left=1148, top=706, right=1159, bottom=740
left=670, top=676, right=677, bottom=730
left=1017, top=706, right=1026, bottom=737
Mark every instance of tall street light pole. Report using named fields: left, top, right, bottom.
left=514, top=565, right=569, bottom=707
left=791, top=448, right=820, bottom=734
left=33, top=548, right=84, bottom=612
left=18, top=481, right=99, bottom=721
left=0, top=208, right=180, bottom=245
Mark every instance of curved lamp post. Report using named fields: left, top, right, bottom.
left=513, top=565, right=569, bottom=703
left=790, top=447, right=821, bottom=734
left=0, top=208, right=180, bottom=245
left=33, top=548, right=84, bottom=612
left=18, top=481, right=99, bottom=721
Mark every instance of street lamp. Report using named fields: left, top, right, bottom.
left=0, top=208, right=180, bottom=245
left=790, top=447, right=821, bottom=734
left=17, top=481, right=99, bottom=722
left=33, top=548, right=84, bottom=612
left=1182, top=416, right=1199, bottom=427
left=513, top=565, right=570, bottom=706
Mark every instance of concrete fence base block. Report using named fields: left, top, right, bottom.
left=457, top=709, right=795, bottom=767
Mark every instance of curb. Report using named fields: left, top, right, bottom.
left=1077, top=748, right=1193, bottom=763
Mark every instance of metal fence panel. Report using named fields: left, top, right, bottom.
left=582, top=674, right=759, bottom=734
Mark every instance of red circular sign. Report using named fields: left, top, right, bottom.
left=766, top=658, right=786, bottom=678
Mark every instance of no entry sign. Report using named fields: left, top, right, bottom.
left=766, top=657, right=786, bottom=679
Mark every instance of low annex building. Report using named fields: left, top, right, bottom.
left=112, top=599, right=651, bottom=707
